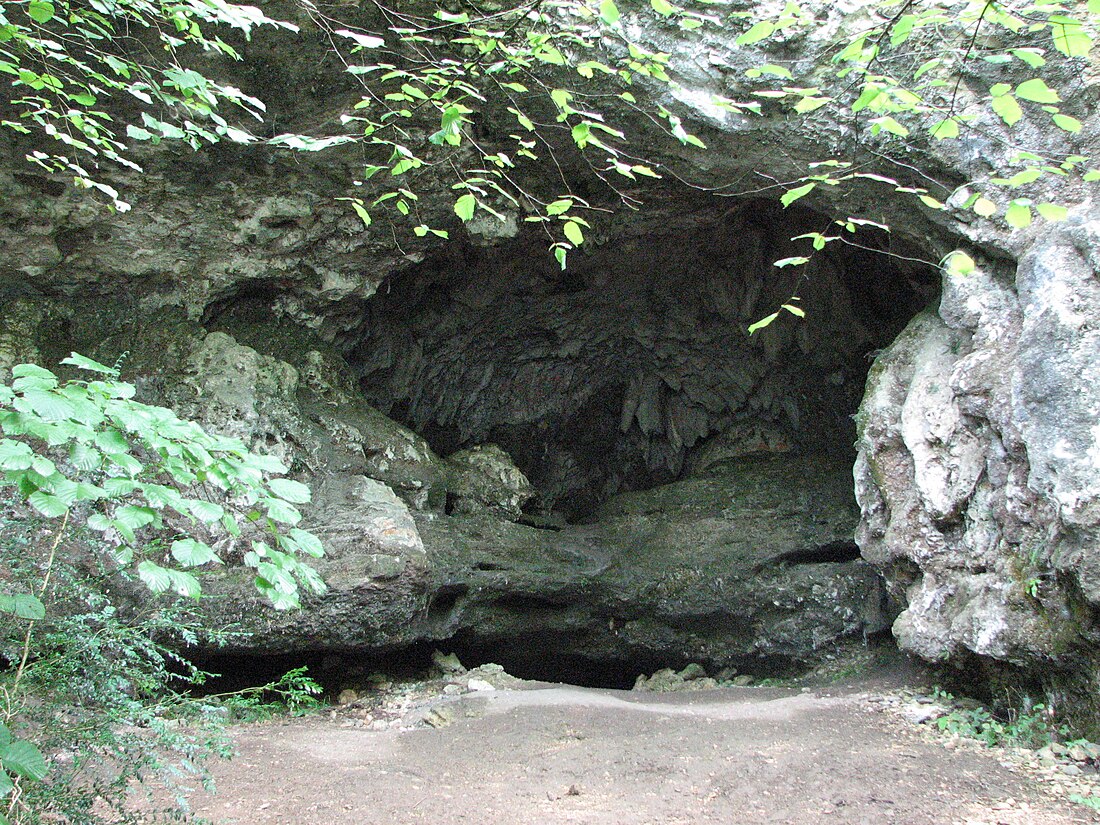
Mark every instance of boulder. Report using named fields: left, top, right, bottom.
left=444, top=444, right=534, bottom=518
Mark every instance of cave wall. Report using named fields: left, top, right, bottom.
left=855, top=215, right=1100, bottom=729
left=0, top=190, right=927, bottom=678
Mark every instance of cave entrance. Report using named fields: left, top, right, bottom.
left=196, top=192, right=940, bottom=689
left=346, top=196, right=938, bottom=523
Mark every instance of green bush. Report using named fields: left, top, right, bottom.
left=932, top=687, right=1068, bottom=749
left=0, top=354, right=327, bottom=823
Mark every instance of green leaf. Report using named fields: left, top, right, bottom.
left=747, top=64, right=792, bottom=80
left=261, top=586, right=300, bottom=610
left=0, top=593, right=45, bottom=620
left=18, top=389, right=75, bottom=422
left=265, top=497, right=302, bottom=525
left=991, top=94, right=1023, bottom=126
left=1005, top=201, right=1032, bottom=228
left=889, top=13, right=916, bottom=46
left=1052, top=113, right=1082, bottom=134
left=929, top=118, right=959, bottom=140
left=287, top=528, right=325, bottom=558
left=562, top=221, right=584, bottom=246
left=913, top=58, right=941, bottom=80
left=171, top=538, right=219, bottom=567
left=944, top=250, right=976, bottom=277
left=780, top=182, right=815, bottom=207
left=1001, top=167, right=1043, bottom=187
left=1015, top=78, right=1060, bottom=104
left=0, top=740, right=48, bottom=780
left=651, top=0, right=676, bottom=16
left=782, top=303, right=805, bottom=318
left=793, top=95, right=830, bottom=114
left=973, top=197, right=997, bottom=218
left=747, top=312, right=780, bottom=334
left=0, top=440, right=33, bottom=471
left=28, top=491, right=67, bottom=518
left=137, top=560, right=173, bottom=594
left=166, top=569, right=201, bottom=598
left=850, top=86, right=882, bottom=113
left=11, top=365, right=56, bottom=384
left=351, top=202, right=371, bottom=227
left=870, top=116, right=909, bottom=137
left=1036, top=203, right=1068, bottom=222
left=95, top=428, right=130, bottom=453
left=334, top=29, right=384, bottom=49
left=141, top=483, right=186, bottom=512
left=1010, top=48, right=1046, bottom=68
left=773, top=256, right=809, bottom=268
left=60, top=353, right=117, bottom=375
left=454, top=194, right=476, bottom=222
left=27, top=1, right=55, bottom=23
left=737, top=21, right=775, bottom=46
left=599, top=0, right=620, bottom=25
left=115, top=505, right=157, bottom=530
left=187, top=499, right=224, bottom=523
left=1050, top=18, right=1091, bottom=58
left=268, top=477, right=311, bottom=504
left=69, top=442, right=102, bottom=472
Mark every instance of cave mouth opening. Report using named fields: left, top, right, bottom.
left=186, top=632, right=901, bottom=697
left=342, top=195, right=939, bottom=524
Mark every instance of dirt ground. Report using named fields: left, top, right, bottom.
left=182, top=660, right=1100, bottom=825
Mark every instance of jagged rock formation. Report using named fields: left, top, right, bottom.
left=339, top=199, right=930, bottom=518
left=855, top=216, right=1100, bottom=725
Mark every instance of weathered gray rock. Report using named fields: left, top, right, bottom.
left=443, top=444, right=534, bottom=518
left=855, top=213, right=1100, bottom=729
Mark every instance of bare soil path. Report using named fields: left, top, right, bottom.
left=187, top=673, right=1098, bottom=825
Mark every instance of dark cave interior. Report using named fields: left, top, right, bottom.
left=337, top=197, right=937, bottom=521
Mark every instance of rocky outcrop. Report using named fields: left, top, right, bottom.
left=855, top=213, right=1100, bottom=728
left=202, top=451, right=888, bottom=681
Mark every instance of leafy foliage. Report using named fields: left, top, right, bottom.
left=0, top=523, right=321, bottom=824
left=0, top=353, right=327, bottom=822
left=6, top=0, right=1096, bottom=282
left=0, top=0, right=299, bottom=210
left=204, top=666, right=323, bottom=723
left=321, top=0, right=722, bottom=268
left=739, top=0, right=1097, bottom=221
left=0, top=353, right=325, bottom=608
left=931, top=687, right=1069, bottom=748
left=3, top=0, right=1099, bottom=329
left=720, top=0, right=1100, bottom=328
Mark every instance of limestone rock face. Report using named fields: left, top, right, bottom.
left=855, top=213, right=1100, bottom=725
left=443, top=444, right=534, bottom=518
